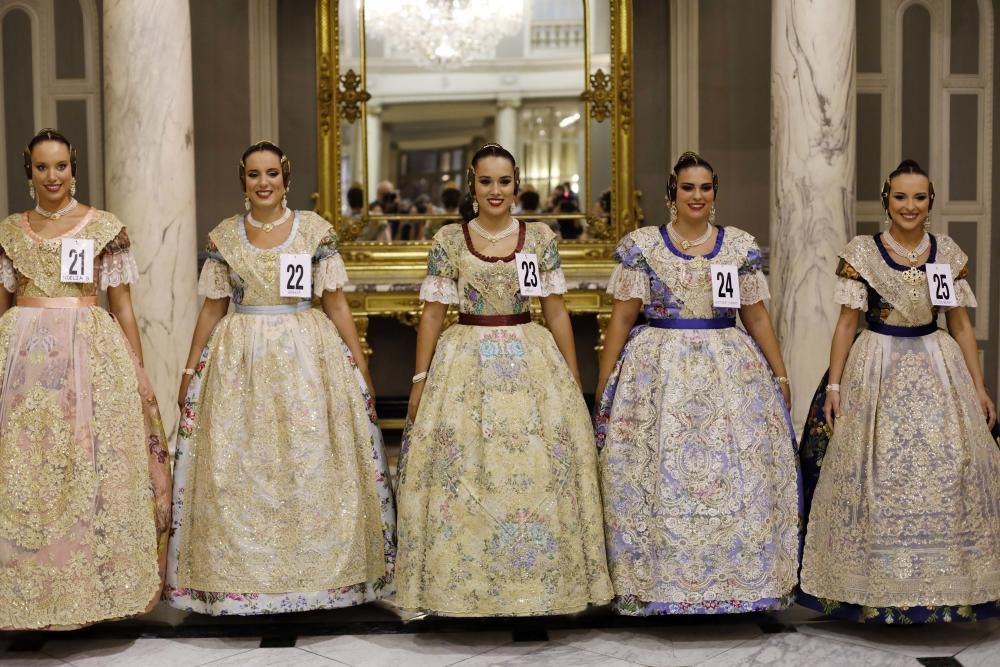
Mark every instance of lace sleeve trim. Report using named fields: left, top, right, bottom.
left=313, top=254, right=349, bottom=295
left=99, top=249, right=140, bottom=289
left=539, top=268, right=567, bottom=296
left=834, top=276, right=868, bottom=311
left=739, top=270, right=770, bottom=305
left=197, top=258, right=232, bottom=299
left=606, top=264, right=649, bottom=302
left=0, top=255, right=14, bottom=293
left=952, top=279, right=978, bottom=309
left=419, top=274, right=459, bottom=304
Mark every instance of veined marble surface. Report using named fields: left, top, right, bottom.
left=769, top=0, right=855, bottom=430
left=102, top=0, right=199, bottom=446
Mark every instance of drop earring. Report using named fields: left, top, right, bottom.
left=669, top=202, right=677, bottom=224
left=472, top=199, right=479, bottom=215
left=709, top=204, right=716, bottom=225
left=923, top=213, right=931, bottom=230
left=244, top=195, right=251, bottom=212
left=28, top=181, right=35, bottom=201
left=70, top=178, right=76, bottom=197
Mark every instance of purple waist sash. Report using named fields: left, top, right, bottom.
left=646, top=317, right=736, bottom=330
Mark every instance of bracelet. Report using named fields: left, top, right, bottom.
left=825, top=383, right=841, bottom=392
left=182, top=368, right=195, bottom=377
left=411, top=371, right=428, bottom=384
left=773, top=376, right=789, bottom=385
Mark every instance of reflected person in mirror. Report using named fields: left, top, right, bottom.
left=396, top=142, right=613, bottom=616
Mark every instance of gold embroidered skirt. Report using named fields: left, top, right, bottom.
left=0, top=305, right=168, bottom=630
left=395, top=322, right=613, bottom=616
left=801, top=330, right=1000, bottom=608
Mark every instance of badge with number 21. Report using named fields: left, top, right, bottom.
left=60, top=238, right=94, bottom=284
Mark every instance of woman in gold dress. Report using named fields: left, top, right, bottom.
left=165, top=141, right=395, bottom=615
left=0, top=129, right=170, bottom=630
left=396, top=143, right=613, bottom=616
left=798, top=160, right=1000, bottom=623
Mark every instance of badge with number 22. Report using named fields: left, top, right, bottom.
left=279, top=253, right=312, bottom=298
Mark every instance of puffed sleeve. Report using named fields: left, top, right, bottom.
left=99, top=227, right=141, bottom=289
left=419, top=235, right=459, bottom=304
left=197, top=240, right=233, bottom=299
left=738, top=238, right=770, bottom=305
left=952, top=264, right=978, bottom=308
left=312, top=231, right=349, bottom=295
left=833, top=258, right=868, bottom=311
left=606, top=234, right=650, bottom=302
left=538, top=234, right=567, bottom=296
left=0, top=250, right=14, bottom=293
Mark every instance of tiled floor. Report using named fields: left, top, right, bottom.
left=2, top=606, right=999, bottom=666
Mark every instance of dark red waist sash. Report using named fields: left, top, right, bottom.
left=458, top=312, right=532, bottom=326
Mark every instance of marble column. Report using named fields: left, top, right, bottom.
left=103, top=0, right=199, bottom=446
left=770, top=0, right=855, bottom=430
left=366, top=104, right=382, bottom=197
left=495, top=96, right=520, bottom=152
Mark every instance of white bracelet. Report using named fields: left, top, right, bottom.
left=825, top=383, right=840, bottom=392
left=182, top=368, right=195, bottom=377
left=412, top=371, right=428, bottom=384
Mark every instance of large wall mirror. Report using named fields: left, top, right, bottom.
left=315, top=0, right=637, bottom=281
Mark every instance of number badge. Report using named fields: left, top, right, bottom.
left=60, top=238, right=94, bottom=283
left=710, top=263, right=741, bottom=308
left=515, top=252, right=542, bottom=297
left=925, top=263, right=957, bottom=307
left=279, top=253, right=312, bottom=298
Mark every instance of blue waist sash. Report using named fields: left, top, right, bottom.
left=234, top=301, right=312, bottom=315
left=647, top=317, right=736, bottom=330
left=867, top=320, right=937, bottom=337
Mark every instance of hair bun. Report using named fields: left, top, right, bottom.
left=896, top=159, right=922, bottom=171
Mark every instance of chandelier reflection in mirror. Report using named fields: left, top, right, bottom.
left=364, top=0, right=524, bottom=69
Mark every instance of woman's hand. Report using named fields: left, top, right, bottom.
left=177, top=375, right=192, bottom=411
left=978, top=388, right=997, bottom=430
left=407, top=381, right=425, bottom=422
left=361, top=368, right=376, bottom=402
left=823, top=389, right=841, bottom=431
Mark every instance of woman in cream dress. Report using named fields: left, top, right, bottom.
left=798, top=160, right=1000, bottom=623
left=396, top=143, right=612, bottom=616
left=165, top=142, right=395, bottom=615
left=0, top=129, right=170, bottom=630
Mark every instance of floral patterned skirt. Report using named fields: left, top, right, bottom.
left=594, top=325, right=800, bottom=616
left=395, top=322, right=613, bottom=616
left=798, top=330, right=1000, bottom=623
left=165, top=309, right=395, bottom=616
left=0, top=305, right=169, bottom=630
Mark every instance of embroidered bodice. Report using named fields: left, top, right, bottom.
left=0, top=209, right=138, bottom=298
left=834, top=234, right=975, bottom=326
left=607, top=225, right=769, bottom=318
left=419, top=220, right=567, bottom=315
left=198, top=210, right=347, bottom=306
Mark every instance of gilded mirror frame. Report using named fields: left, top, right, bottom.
left=314, top=0, right=636, bottom=281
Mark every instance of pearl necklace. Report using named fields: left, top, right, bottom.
left=883, top=230, right=931, bottom=300
left=35, top=198, right=78, bottom=220
left=469, top=218, right=518, bottom=243
left=667, top=221, right=713, bottom=251
left=247, top=207, right=292, bottom=233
